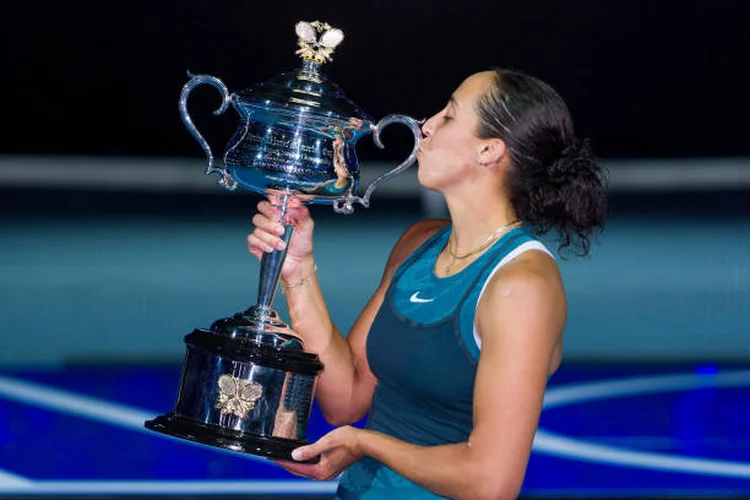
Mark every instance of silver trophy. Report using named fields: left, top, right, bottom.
left=145, top=21, right=421, bottom=461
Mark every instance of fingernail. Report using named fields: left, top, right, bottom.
left=291, top=449, right=302, bottom=461
left=276, top=240, right=286, bottom=250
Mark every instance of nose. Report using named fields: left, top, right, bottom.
left=421, top=114, right=436, bottom=137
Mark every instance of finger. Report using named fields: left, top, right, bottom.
left=291, top=445, right=315, bottom=462
left=270, top=459, right=321, bottom=479
left=267, top=195, right=303, bottom=212
left=291, top=438, right=330, bottom=461
left=287, top=196, right=305, bottom=207
left=247, top=230, right=277, bottom=252
left=285, top=207, right=313, bottom=229
left=259, top=201, right=310, bottom=232
left=251, top=212, right=286, bottom=236
left=265, top=193, right=283, bottom=206
left=247, top=232, right=285, bottom=253
left=258, top=200, right=283, bottom=220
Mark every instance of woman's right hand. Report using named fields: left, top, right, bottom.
left=247, top=195, right=316, bottom=283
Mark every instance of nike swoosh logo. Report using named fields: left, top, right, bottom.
left=409, top=291, right=435, bottom=303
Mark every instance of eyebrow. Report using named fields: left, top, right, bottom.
left=448, top=96, right=458, bottom=109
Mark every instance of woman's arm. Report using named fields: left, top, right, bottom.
left=291, top=251, right=565, bottom=500
left=284, top=218, right=448, bottom=425
left=249, top=199, right=448, bottom=425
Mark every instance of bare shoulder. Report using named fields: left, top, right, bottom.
left=382, top=218, right=449, bottom=279
left=494, top=248, right=562, bottom=291
left=477, top=249, right=566, bottom=344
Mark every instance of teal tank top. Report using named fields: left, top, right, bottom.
left=336, top=225, right=537, bottom=499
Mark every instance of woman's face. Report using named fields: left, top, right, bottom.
left=417, top=71, right=493, bottom=191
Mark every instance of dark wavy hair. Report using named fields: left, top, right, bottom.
left=475, top=68, right=608, bottom=257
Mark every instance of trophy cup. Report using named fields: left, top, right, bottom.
left=144, top=20, right=421, bottom=461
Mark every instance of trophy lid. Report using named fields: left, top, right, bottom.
left=233, top=21, right=373, bottom=129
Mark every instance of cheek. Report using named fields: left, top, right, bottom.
left=432, top=129, right=476, bottom=157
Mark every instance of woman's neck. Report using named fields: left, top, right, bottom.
left=443, top=190, right=518, bottom=256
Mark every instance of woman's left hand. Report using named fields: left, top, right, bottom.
left=272, top=426, right=364, bottom=481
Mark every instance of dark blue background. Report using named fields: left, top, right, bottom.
left=4, top=1, right=749, bottom=158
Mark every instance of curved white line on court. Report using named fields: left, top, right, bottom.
left=0, top=374, right=341, bottom=494
left=533, top=370, right=750, bottom=478
left=0, top=479, right=338, bottom=495
left=0, top=374, right=266, bottom=463
left=543, top=370, right=750, bottom=408
left=0, top=469, right=33, bottom=488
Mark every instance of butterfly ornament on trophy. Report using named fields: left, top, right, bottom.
left=295, top=20, right=345, bottom=64
left=216, top=374, right=264, bottom=419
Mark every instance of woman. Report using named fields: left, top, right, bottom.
left=247, top=68, right=607, bottom=500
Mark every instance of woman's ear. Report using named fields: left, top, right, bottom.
left=476, top=138, right=507, bottom=166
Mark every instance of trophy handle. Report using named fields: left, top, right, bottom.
left=333, top=114, right=421, bottom=214
left=179, top=73, right=237, bottom=190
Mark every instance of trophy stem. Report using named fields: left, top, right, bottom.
left=256, top=193, right=294, bottom=310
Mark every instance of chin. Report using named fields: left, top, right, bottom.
left=417, top=165, right=455, bottom=194
left=417, top=174, right=446, bottom=195
left=416, top=162, right=432, bottom=189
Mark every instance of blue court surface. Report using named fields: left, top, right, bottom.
left=2, top=362, right=750, bottom=499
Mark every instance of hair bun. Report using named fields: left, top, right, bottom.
left=550, top=138, right=597, bottom=178
left=562, top=138, right=594, bottom=162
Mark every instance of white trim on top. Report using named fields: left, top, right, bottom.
left=473, top=240, right=554, bottom=350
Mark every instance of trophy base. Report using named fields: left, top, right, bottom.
left=145, top=413, right=319, bottom=463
